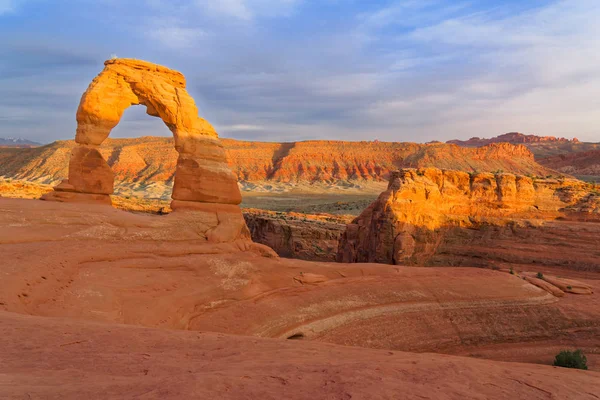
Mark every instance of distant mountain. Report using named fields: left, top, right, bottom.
left=448, top=132, right=600, bottom=180
left=537, top=150, right=600, bottom=182
left=0, top=137, right=41, bottom=148
left=447, top=132, right=579, bottom=147
left=0, top=137, right=554, bottom=198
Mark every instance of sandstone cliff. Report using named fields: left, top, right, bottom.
left=0, top=137, right=555, bottom=196
left=243, top=209, right=350, bottom=261
left=448, top=132, right=600, bottom=179
left=447, top=132, right=580, bottom=147
left=538, top=149, right=600, bottom=179
left=338, top=168, right=600, bottom=269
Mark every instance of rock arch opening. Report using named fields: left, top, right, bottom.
left=42, top=58, right=241, bottom=209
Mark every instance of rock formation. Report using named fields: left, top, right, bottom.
left=4, top=137, right=556, bottom=197
left=243, top=209, right=349, bottom=261
left=447, top=132, right=580, bottom=147
left=42, top=58, right=241, bottom=207
left=338, top=168, right=600, bottom=268
left=4, top=310, right=600, bottom=399
left=538, top=149, right=600, bottom=177
left=3, top=197, right=600, bottom=374
left=448, top=132, right=600, bottom=180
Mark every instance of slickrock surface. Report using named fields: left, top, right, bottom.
left=1, top=197, right=599, bottom=373
left=3, top=311, right=600, bottom=400
left=41, top=59, right=241, bottom=206
left=1, top=137, right=554, bottom=197
left=0, top=178, right=347, bottom=260
left=338, top=168, right=600, bottom=267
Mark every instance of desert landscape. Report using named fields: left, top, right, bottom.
left=3, top=0, right=600, bottom=396
left=0, top=56, right=599, bottom=399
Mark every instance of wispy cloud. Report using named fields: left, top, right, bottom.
left=0, top=0, right=23, bottom=15
left=1, top=0, right=600, bottom=143
left=201, top=0, right=302, bottom=20
left=144, top=18, right=207, bottom=49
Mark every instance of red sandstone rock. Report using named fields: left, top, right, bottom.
left=0, top=137, right=556, bottom=194
left=171, top=155, right=241, bottom=204
left=293, top=272, right=329, bottom=284
left=338, top=168, right=600, bottom=265
left=66, top=145, right=114, bottom=194
left=41, top=191, right=112, bottom=205
left=539, top=149, right=600, bottom=177
left=1, top=198, right=600, bottom=392
left=3, top=310, right=600, bottom=400
left=243, top=209, right=349, bottom=261
left=44, top=59, right=241, bottom=206
left=524, top=276, right=565, bottom=297
left=448, top=132, right=579, bottom=146
left=543, top=275, right=594, bottom=295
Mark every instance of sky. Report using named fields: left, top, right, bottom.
left=0, top=0, right=598, bottom=144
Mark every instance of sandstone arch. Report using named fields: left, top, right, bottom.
left=43, top=58, right=241, bottom=207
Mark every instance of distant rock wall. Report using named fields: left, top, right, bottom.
left=447, top=132, right=579, bottom=147
left=538, top=149, right=600, bottom=178
left=244, top=209, right=348, bottom=261
left=337, top=168, right=600, bottom=268
left=0, top=138, right=554, bottom=195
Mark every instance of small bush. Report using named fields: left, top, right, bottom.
left=537, top=272, right=544, bottom=279
left=553, top=350, right=588, bottom=370
left=509, top=267, right=514, bottom=275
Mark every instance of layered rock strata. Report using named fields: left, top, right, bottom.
left=5, top=137, right=556, bottom=196
left=243, top=209, right=350, bottom=261
left=338, top=168, right=600, bottom=268
left=42, top=58, right=241, bottom=207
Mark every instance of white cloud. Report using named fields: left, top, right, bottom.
left=350, top=0, right=600, bottom=142
left=143, top=17, right=207, bottom=49
left=200, top=0, right=301, bottom=20
left=149, top=26, right=207, bottom=48
left=0, top=0, right=18, bottom=15
left=220, top=124, right=264, bottom=132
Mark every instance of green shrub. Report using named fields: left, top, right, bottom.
left=537, top=272, right=544, bottom=279
left=553, top=350, right=588, bottom=370
left=509, top=267, right=514, bottom=275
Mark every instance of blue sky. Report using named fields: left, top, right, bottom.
left=0, top=0, right=598, bottom=143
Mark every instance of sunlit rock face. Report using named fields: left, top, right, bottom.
left=42, top=58, right=241, bottom=207
left=337, top=167, right=600, bottom=266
